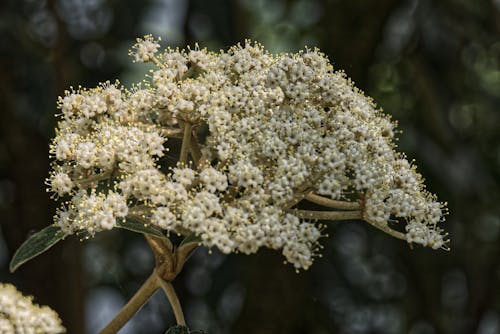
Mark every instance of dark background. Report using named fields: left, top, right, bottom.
left=1, top=0, right=499, bottom=333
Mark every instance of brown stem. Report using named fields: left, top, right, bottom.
left=145, top=234, right=168, bottom=257
left=76, top=170, right=113, bottom=188
left=189, top=135, right=202, bottom=165
left=159, top=128, right=183, bottom=138
left=152, top=56, right=166, bottom=68
left=99, top=272, right=160, bottom=334
left=174, top=241, right=199, bottom=276
left=283, top=192, right=309, bottom=209
left=158, top=277, right=186, bottom=326
left=179, top=122, right=192, bottom=164
left=363, top=217, right=406, bottom=240
left=305, top=193, right=361, bottom=210
left=144, top=234, right=174, bottom=277
left=289, top=209, right=363, bottom=221
left=289, top=208, right=406, bottom=240
left=157, top=277, right=186, bottom=326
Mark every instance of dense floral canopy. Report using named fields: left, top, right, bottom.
left=0, top=283, right=65, bottom=333
left=48, top=36, right=448, bottom=270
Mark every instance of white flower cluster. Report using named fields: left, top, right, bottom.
left=48, top=37, right=448, bottom=270
left=0, top=283, right=65, bottom=334
left=129, top=35, right=161, bottom=63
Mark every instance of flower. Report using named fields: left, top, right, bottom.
left=48, top=37, right=448, bottom=270
left=129, top=34, right=161, bottom=63
left=0, top=283, right=65, bottom=334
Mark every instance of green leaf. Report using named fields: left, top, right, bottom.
left=9, top=225, right=66, bottom=273
left=179, top=233, right=201, bottom=246
left=165, top=326, right=189, bottom=334
left=116, top=217, right=166, bottom=239
left=164, top=326, right=207, bottom=334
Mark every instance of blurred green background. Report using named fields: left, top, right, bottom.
left=1, top=0, right=499, bottom=333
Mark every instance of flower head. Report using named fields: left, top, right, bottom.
left=0, top=283, right=65, bottom=334
left=129, top=34, right=161, bottom=63
left=49, top=37, right=449, bottom=270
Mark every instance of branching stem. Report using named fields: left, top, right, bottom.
left=179, top=122, right=192, bottom=164
left=76, top=170, right=113, bottom=188
left=143, top=234, right=174, bottom=278
left=152, top=56, right=166, bottom=68
left=283, top=192, right=309, bottom=209
left=363, top=218, right=406, bottom=240
left=305, top=193, right=360, bottom=210
left=289, top=209, right=362, bottom=221
left=189, top=135, right=202, bottom=165
left=159, top=128, right=183, bottom=138
left=157, top=277, right=186, bottom=326
left=99, top=272, right=160, bottom=334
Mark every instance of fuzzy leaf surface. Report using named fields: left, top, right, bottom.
left=117, top=218, right=166, bottom=238
left=9, top=225, right=66, bottom=272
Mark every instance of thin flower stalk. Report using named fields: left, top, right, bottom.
left=305, top=193, right=360, bottom=210
left=157, top=277, right=186, bottom=326
left=289, top=209, right=363, bottom=221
